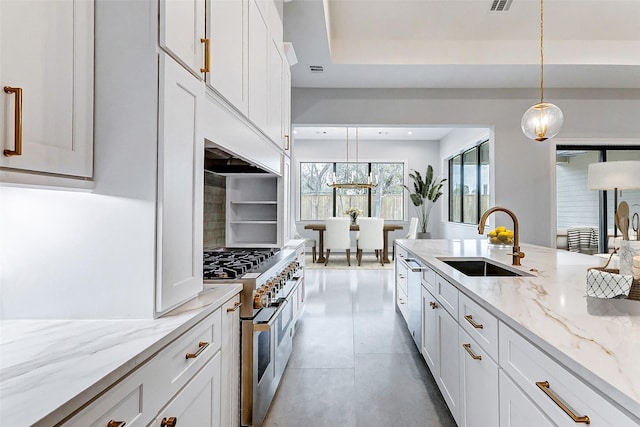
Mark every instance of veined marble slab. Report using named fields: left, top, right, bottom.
left=0, top=284, right=242, bottom=426
left=397, top=239, right=640, bottom=420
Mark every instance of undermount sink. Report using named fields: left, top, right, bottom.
left=437, top=257, right=533, bottom=277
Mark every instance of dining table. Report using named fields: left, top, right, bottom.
left=304, top=222, right=404, bottom=264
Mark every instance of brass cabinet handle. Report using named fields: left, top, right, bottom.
left=284, top=134, right=290, bottom=150
left=462, top=343, right=482, bottom=360
left=464, top=314, right=484, bottom=329
left=185, top=341, right=209, bottom=359
left=107, top=421, right=126, bottom=427
left=200, top=38, right=210, bottom=73
left=3, top=86, right=23, bottom=157
left=429, top=301, right=439, bottom=309
left=535, top=381, right=590, bottom=424
left=226, top=301, right=242, bottom=312
left=161, top=417, right=177, bottom=427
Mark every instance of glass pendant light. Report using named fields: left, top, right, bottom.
left=521, top=0, right=563, bottom=142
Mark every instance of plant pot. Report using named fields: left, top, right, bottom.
left=416, top=232, right=431, bottom=239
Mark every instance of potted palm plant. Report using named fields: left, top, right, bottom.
left=404, top=165, right=446, bottom=238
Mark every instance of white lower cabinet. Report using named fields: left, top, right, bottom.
left=420, top=281, right=460, bottom=423
left=458, top=330, right=499, bottom=427
left=150, top=352, right=221, bottom=427
left=499, top=370, right=556, bottom=427
left=61, top=295, right=239, bottom=427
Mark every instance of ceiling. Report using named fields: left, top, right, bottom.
left=283, top=0, right=640, bottom=89
left=293, top=126, right=454, bottom=140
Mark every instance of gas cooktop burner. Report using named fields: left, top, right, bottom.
left=203, top=249, right=278, bottom=280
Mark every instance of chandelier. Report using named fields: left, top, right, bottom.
left=521, top=0, right=563, bottom=142
left=327, top=128, right=378, bottom=189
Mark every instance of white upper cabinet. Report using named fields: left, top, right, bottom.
left=159, top=0, right=206, bottom=79
left=156, top=55, right=205, bottom=313
left=248, top=0, right=269, bottom=133
left=283, top=64, right=291, bottom=154
left=267, top=39, right=284, bottom=144
left=208, top=0, right=249, bottom=114
left=0, top=0, right=93, bottom=179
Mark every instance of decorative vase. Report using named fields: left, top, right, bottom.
left=416, top=232, right=431, bottom=239
left=351, top=215, right=358, bottom=225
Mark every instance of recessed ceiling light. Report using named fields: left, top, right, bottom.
left=408, top=131, right=413, bottom=135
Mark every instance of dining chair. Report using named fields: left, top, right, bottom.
left=324, top=217, right=352, bottom=266
left=294, top=225, right=317, bottom=262
left=357, top=217, right=385, bottom=266
left=393, top=217, right=419, bottom=260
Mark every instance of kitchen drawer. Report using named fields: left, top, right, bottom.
left=152, top=307, right=222, bottom=407
left=395, top=245, right=408, bottom=261
left=61, top=359, right=156, bottom=427
left=434, top=274, right=458, bottom=317
left=421, top=265, right=436, bottom=294
left=396, top=286, right=408, bottom=321
left=458, top=292, right=498, bottom=362
left=499, top=370, right=555, bottom=427
left=397, top=271, right=408, bottom=295
left=499, top=323, right=639, bottom=426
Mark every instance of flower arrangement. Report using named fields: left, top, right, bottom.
left=344, top=207, right=363, bottom=223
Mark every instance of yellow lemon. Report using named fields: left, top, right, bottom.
left=498, top=231, right=510, bottom=241
left=496, top=226, right=507, bottom=233
left=490, top=237, right=500, bottom=244
left=488, top=230, right=497, bottom=237
left=506, top=230, right=514, bottom=238
left=505, top=238, right=513, bottom=245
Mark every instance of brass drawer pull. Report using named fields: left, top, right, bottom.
left=107, top=421, right=126, bottom=427
left=462, top=343, right=482, bottom=360
left=536, top=381, right=590, bottom=424
left=464, top=314, right=484, bottom=329
left=227, top=301, right=242, bottom=312
left=285, top=134, right=290, bottom=150
left=3, top=86, right=23, bottom=157
left=200, top=38, right=210, bottom=73
left=185, top=341, right=209, bottom=359
left=161, top=417, right=177, bottom=427
left=429, top=301, right=439, bottom=309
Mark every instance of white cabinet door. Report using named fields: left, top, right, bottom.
left=151, top=352, right=222, bottom=427
left=437, top=306, right=460, bottom=423
left=221, top=296, right=241, bottom=427
left=459, top=330, right=499, bottom=427
left=282, top=156, right=290, bottom=242
left=159, top=0, right=206, bottom=78
left=248, top=0, right=269, bottom=133
left=421, top=286, right=437, bottom=372
left=499, top=370, right=556, bottom=427
left=0, top=0, right=93, bottom=178
left=282, top=64, right=291, bottom=153
left=156, top=55, right=204, bottom=313
left=267, top=39, right=283, bottom=144
left=208, top=0, right=248, bottom=114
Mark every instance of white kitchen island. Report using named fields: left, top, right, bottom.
left=395, top=239, right=639, bottom=426
left=0, top=284, right=242, bottom=426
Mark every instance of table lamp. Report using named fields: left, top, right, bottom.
left=587, top=160, right=640, bottom=252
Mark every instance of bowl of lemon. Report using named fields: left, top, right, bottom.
left=487, top=226, right=514, bottom=247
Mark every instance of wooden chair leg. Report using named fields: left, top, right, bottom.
left=346, top=249, right=351, bottom=266
left=392, top=244, right=395, bottom=260
left=357, top=249, right=362, bottom=266
left=325, top=249, right=331, bottom=266
left=312, top=246, right=316, bottom=263
left=380, top=248, right=384, bottom=266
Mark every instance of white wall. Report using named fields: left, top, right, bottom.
left=292, top=137, right=440, bottom=247
left=291, top=88, right=640, bottom=247
left=0, top=1, right=159, bottom=319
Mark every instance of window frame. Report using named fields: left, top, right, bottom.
left=448, top=140, right=489, bottom=225
left=299, top=161, right=405, bottom=221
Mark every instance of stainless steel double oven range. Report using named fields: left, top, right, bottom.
left=203, top=246, right=305, bottom=427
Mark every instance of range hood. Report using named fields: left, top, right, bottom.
left=204, top=145, right=270, bottom=174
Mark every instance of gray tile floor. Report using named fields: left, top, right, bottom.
left=263, top=269, right=457, bottom=427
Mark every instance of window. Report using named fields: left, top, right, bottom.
left=300, top=162, right=404, bottom=220
left=448, top=140, right=490, bottom=224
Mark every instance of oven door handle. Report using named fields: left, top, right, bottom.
left=254, top=299, right=289, bottom=332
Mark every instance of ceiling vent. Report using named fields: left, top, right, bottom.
left=490, top=0, right=513, bottom=11
left=308, top=65, right=324, bottom=73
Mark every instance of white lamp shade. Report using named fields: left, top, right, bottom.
left=587, top=161, right=640, bottom=190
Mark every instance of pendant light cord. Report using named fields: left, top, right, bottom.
left=539, top=0, right=544, bottom=104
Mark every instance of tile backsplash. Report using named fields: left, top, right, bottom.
left=204, top=172, right=226, bottom=249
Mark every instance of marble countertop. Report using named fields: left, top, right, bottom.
left=0, top=284, right=243, bottom=426
left=397, top=239, right=640, bottom=420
